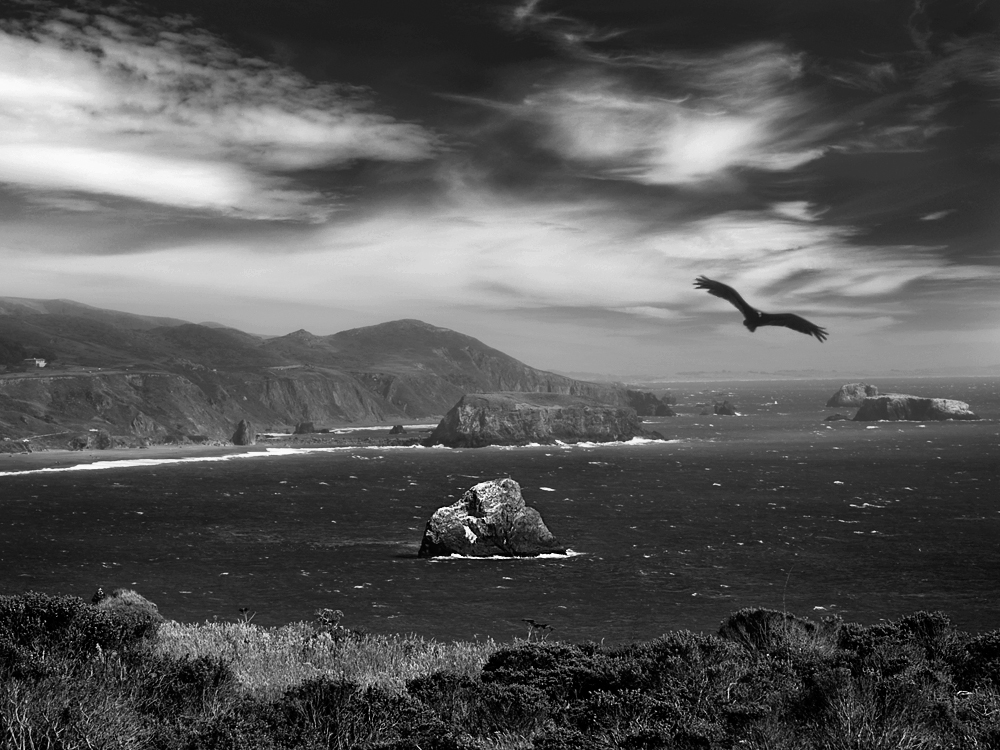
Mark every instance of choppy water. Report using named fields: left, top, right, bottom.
left=1, top=377, right=997, bottom=643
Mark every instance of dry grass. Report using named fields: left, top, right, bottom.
left=154, top=619, right=499, bottom=700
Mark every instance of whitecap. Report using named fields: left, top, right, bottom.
left=428, top=549, right=583, bottom=562
left=0, top=443, right=449, bottom=477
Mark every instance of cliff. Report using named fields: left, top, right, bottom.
left=0, top=302, right=664, bottom=445
left=852, top=394, right=979, bottom=421
left=425, top=392, right=648, bottom=448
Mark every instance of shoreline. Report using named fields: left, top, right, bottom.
left=0, top=429, right=435, bottom=473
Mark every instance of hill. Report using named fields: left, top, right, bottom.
left=0, top=300, right=662, bottom=446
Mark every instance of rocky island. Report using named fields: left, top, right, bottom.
left=418, top=478, right=566, bottom=557
left=827, top=382, right=879, bottom=407
left=424, top=392, right=650, bottom=448
left=853, top=394, right=979, bottom=421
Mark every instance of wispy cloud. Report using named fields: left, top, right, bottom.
left=496, top=43, right=827, bottom=184
left=0, top=7, right=437, bottom=219
left=9, top=188, right=994, bottom=324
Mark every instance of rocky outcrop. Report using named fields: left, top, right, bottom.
left=827, top=383, right=878, bottom=407
left=714, top=400, right=738, bottom=416
left=293, top=421, right=315, bottom=434
left=232, top=419, right=256, bottom=445
left=129, top=411, right=166, bottom=438
left=625, top=390, right=676, bottom=417
left=425, top=392, right=646, bottom=448
left=418, top=478, right=566, bottom=557
left=68, top=429, right=116, bottom=450
left=824, top=414, right=851, bottom=422
left=853, top=394, right=979, bottom=421
left=389, top=424, right=406, bottom=434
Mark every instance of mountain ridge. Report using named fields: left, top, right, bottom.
left=0, top=298, right=665, bottom=446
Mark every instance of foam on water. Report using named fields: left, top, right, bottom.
left=0, top=443, right=449, bottom=477
left=427, top=549, right=584, bottom=562
left=0, top=437, right=679, bottom=478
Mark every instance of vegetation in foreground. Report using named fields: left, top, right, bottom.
left=2, top=592, right=999, bottom=749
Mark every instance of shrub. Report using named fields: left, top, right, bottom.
left=0, top=592, right=158, bottom=678
left=407, top=671, right=550, bottom=737
left=718, top=607, right=838, bottom=657
left=958, top=630, right=1000, bottom=689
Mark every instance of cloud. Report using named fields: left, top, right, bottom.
left=0, top=7, right=437, bottom=219
left=504, top=44, right=826, bottom=184
left=920, top=209, right=954, bottom=221
left=771, top=201, right=822, bottom=222
left=10, top=188, right=995, bottom=326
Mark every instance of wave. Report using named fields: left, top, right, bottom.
left=0, top=435, right=678, bottom=478
left=0, top=443, right=450, bottom=477
left=428, top=549, right=584, bottom=562
left=487, top=437, right=680, bottom=451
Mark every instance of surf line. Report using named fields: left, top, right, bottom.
left=0, top=444, right=446, bottom=477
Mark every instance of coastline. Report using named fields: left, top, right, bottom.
left=0, top=427, right=437, bottom=474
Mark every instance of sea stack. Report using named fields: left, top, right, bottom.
left=418, top=478, right=566, bottom=557
left=232, top=419, right=257, bottom=445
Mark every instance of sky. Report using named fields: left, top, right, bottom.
left=1, top=0, right=999, bottom=377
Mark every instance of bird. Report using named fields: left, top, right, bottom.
left=693, top=276, right=828, bottom=342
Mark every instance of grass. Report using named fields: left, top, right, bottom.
left=2, top=592, right=999, bottom=749
left=155, top=618, right=498, bottom=699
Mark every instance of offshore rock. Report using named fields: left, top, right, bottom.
left=389, top=424, right=407, bottom=434
left=714, top=400, right=738, bottom=416
left=824, top=414, right=851, bottom=421
left=232, top=419, right=257, bottom=445
left=293, top=421, right=315, bottom=434
left=425, top=392, right=645, bottom=448
left=827, top=383, right=879, bottom=407
left=418, top=478, right=566, bottom=557
left=853, top=394, right=979, bottom=421
left=625, top=390, right=675, bottom=417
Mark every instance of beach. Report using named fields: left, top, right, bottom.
left=0, top=424, right=438, bottom=474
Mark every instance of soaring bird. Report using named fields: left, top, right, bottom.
left=694, top=276, right=828, bottom=342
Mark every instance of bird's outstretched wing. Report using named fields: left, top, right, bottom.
left=758, top=312, right=828, bottom=342
left=693, top=276, right=757, bottom=319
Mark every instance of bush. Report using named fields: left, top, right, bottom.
left=408, top=671, right=550, bottom=736
left=3, top=601, right=1000, bottom=749
left=958, top=630, right=1000, bottom=689
left=0, top=592, right=158, bottom=678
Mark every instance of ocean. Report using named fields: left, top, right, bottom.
left=1, top=377, right=997, bottom=644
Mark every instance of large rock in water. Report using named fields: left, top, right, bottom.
left=625, top=390, right=675, bottom=417
left=853, top=394, right=979, bottom=421
left=418, top=478, right=566, bottom=557
left=714, top=400, right=738, bottom=416
left=425, top=392, right=646, bottom=447
left=232, top=419, right=257, bottom=445
left=827, top=383, right=879, bottom=407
